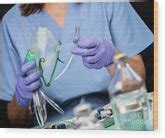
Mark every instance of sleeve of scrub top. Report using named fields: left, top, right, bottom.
left=109, top=3, right=154, bottom=57
left=0, top=18, right=21, bottom=101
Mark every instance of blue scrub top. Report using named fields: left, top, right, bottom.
left=1, top=3, right=153, bottom=106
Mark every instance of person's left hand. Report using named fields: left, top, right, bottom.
left=71, top=37, right=116, bottom=69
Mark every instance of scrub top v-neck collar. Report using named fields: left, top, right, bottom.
left=27, top=3, right=81, bottom=43
left=41, top=6, right=68, bottom=41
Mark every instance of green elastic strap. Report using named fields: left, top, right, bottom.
left=39, top=44, right=63, bottom=87
left=39, top=57, right=62, bottom=87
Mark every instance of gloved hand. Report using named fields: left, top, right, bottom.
left=71, top=37, right=116, bottom=69
left=15, top=61, right=42, bottom=106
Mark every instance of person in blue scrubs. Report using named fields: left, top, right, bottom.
left=1, top=3, right=153, bottom=127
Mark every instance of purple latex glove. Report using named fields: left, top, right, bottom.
left=71, top=37, right=116, bottom=69
left=15, top=61, right=42, bottom=106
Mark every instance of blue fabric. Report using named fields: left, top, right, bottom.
left=1, top=3, right=153, bottom=107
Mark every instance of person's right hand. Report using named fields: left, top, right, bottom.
left=15, top=61, right=42, bottom=106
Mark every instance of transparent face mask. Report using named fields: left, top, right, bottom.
left=26, top=27, right=64, bottom=127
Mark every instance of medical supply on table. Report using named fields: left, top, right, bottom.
left=26, top=27, right=64, bottom=127
left=73, top=104, right=103, bottom=129
left=93, top=104, right=114, bottom=128
left=71, top=37, right=116, bottom=69
left=95, top=105, right=113, bottom=120
left=108, top=53, right=152, bottom=130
